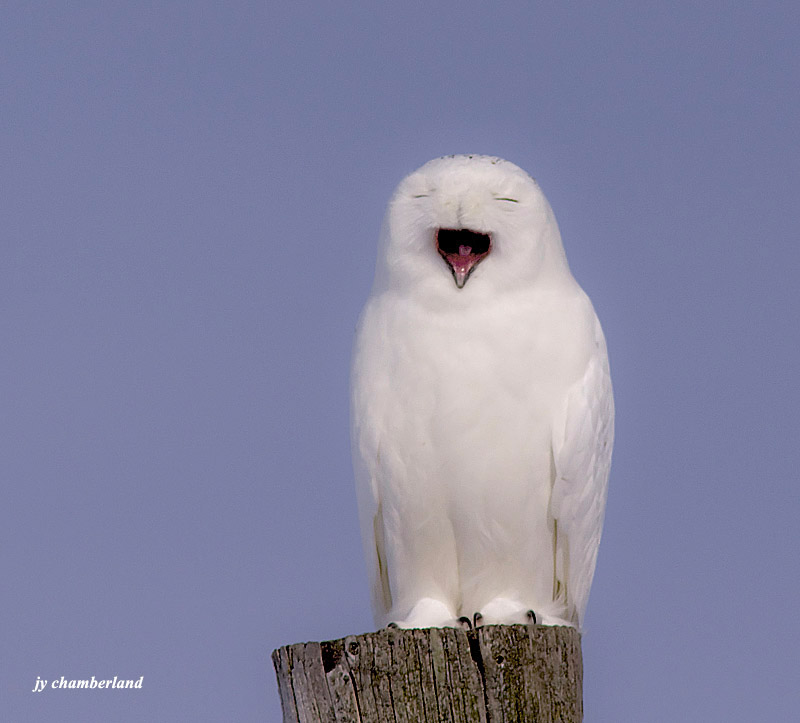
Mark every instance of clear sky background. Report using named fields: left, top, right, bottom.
left=3, top=2, right=798, bottom=721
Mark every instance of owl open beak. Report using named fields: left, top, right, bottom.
left=436, top=228, right=491, bottom=289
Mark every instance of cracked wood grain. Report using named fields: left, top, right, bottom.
left=272, top=625, right=582, bottom=723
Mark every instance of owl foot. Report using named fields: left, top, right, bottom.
left=475, top=597, right=537, bottom=625
left=471, top=609, right=534, bottom=627
left=386, top=597, right=460, bottom=629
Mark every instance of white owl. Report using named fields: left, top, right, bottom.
left=350, top=155, right=613, bottom=629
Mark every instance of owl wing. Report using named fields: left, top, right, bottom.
left=350, top=305, right=393, bottom=627
left=549, top=316, right=614, bottom=627
left=351, top=427, right=392, bottom=625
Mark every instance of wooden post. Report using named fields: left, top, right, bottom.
left=272, top=625, right=583, bottom=722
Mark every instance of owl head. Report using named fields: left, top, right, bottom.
left=373, top=155, right=572, bottom=303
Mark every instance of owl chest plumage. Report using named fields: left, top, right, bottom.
left=356, top=289, right=590, bottom=507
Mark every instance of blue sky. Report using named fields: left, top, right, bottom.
left=3, top=2, right=798, bottom=720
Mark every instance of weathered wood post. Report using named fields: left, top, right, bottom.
left=272, top=624, right=582, bottom=722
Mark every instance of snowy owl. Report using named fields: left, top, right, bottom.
left=350, top=155, right=613, bottom=629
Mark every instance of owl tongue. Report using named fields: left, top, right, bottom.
left=443, top=245, right=485, bottom=289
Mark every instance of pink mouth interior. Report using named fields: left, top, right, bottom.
left=436, top=230, right=491, bottom=288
